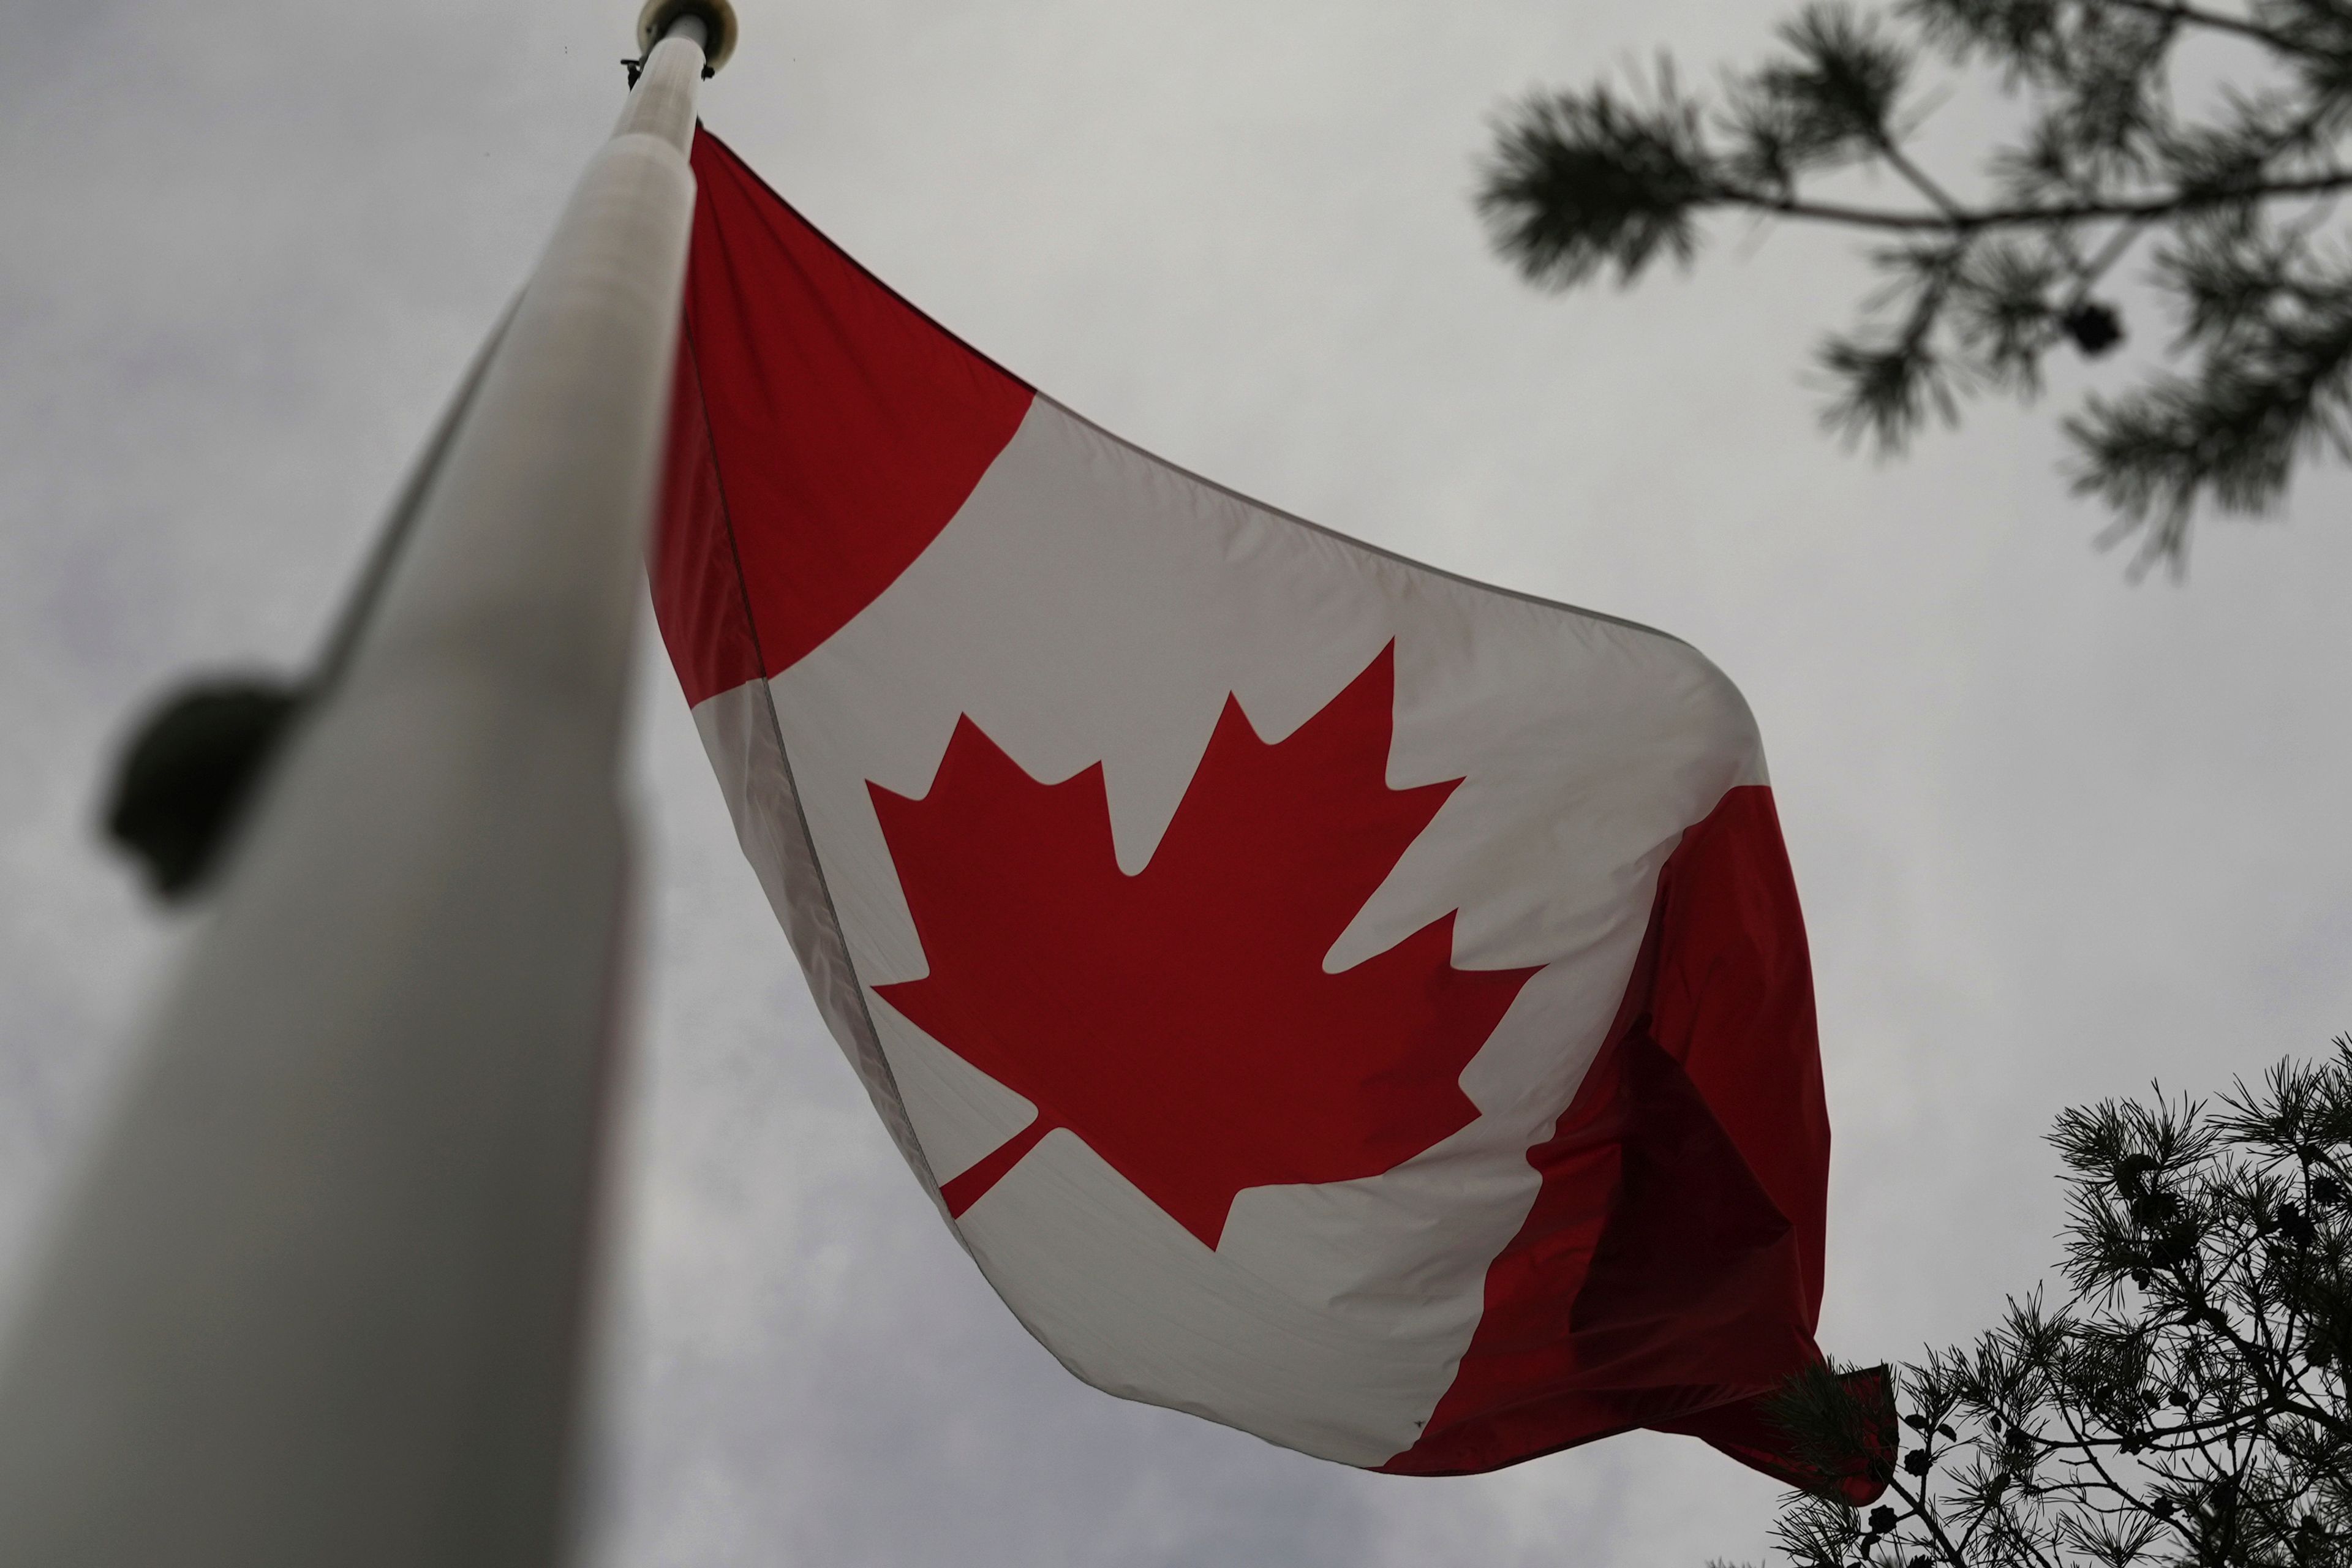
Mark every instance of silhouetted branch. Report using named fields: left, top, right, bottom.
left=1482, top=0, right=2352, bottom=570
left=1719, top=1039, right=2352, bottom=1567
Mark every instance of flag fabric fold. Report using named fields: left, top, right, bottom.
left=652, top=128, right=1875, bottom=1494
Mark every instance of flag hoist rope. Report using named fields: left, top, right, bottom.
left=0, top=4, right=734, bottom=1564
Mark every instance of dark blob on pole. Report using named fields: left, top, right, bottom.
left=104, top=678, right=303, bottom=900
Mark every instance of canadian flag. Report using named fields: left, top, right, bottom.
left=654, top=130, right=1881, bottom=1494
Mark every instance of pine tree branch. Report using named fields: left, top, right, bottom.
left=2099, top=0, right=2350, bottom=62
left=2165, top=1245, right=2352, bottom=1441
left=2060, top=214, right=2159, bottom=310
left=2056, top=1394, right=2207, bottom=1558
left=1872, top=124, right=1973, bottom=219
left=1722, top=168, right=2352, bottom=233
left=1887, top=1477, right=1974, bottom=1567
left=1986, top=1498, right=2067, bottom=1568
left=1490, top=0, right=2352, bottom=555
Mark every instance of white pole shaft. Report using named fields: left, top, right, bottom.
left=0, top=23, right=708, bottom=1568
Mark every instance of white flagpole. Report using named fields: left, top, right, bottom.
left=0, top=4, right=733, bottom=1564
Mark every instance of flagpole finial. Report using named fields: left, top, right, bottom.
left=637, top=0, right=737, bottom=74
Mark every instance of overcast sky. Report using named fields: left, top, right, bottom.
left=6, top=2, right=2352, bottom=1564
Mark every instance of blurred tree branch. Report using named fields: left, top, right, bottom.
left=1480, top=0, right=2352, bottom=572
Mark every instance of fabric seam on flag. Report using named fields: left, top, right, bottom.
left=683, top=315, right=943, bottom=1205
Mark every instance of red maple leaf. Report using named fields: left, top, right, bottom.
left=869, top=644, right=1541, bottom=1250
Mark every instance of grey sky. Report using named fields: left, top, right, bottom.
left=6, top=2, right=2351, bottom=1564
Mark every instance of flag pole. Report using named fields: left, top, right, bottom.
left=0, top=4, right=733, bottom=1564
